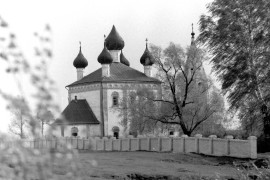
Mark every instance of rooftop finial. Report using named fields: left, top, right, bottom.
left=104, top=35, right=106, bottom=47
left=191, top=23, right=195, bottom=38
left=146, top=38, right=148, bottom=48
left=191, top=23, right=195, bottom=46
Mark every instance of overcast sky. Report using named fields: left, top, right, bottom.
left=0, top=0, right=214, bottom=133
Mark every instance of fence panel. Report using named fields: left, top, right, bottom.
left=21, top=135, right=257, bottom=159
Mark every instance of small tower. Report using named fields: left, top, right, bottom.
left=120, top=50, right=130, bottom=66
left=140, top=38, right=155, bottom=77
left=98, top=35, right=113, bottom=77
left=105, top=25, right=124, bottom=63
left=73, top=42, right=88, bottom=80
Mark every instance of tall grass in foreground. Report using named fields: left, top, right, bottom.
left=0, top=15, right=85, bottom=180
left=0, top=137, right=84, bottom=180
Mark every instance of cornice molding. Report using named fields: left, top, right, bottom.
left=69, top=82, right=161, bottom=93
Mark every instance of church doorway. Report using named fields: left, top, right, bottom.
left=112, top=126, right=120, bottom=139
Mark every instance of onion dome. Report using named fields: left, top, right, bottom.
left=105, top=25, right=125, bottom=50
left=120, top=50, right=130, bottom=66
left=73, top=42, right=88, bottom=68
left=98, top=37, right=113, bottom=64
left=140, top=38, right=155, bottom=66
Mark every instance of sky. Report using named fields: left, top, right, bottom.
left=0, top=0, right=216, bottom=134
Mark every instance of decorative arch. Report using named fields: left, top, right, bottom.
left=169, top=127, right=175, bottom=136
left=112, top=126, right=120, bottom=139
left=71, top=127, right=78, bottom=137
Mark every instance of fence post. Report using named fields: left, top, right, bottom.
left=181, top=135, right=188, bottom=153
left=111, top=138, right=113, bottom=151
left=225, top=135, right=233, bottom=155
left=94, top=137, right=99, bottom=150
left=209, top=135, right=217, bottom=155
left=147, top=137, right=151, bottom=151
left=137, top=138, right=140, bottom=151
left=127, top=138, right=130, bottom=151
left=248, top=136, right=257, bottom=159
left=195, top=134, right=202, bottom=153
left=158, top=137, right=162, bottom=152
left=170, top=138, right=173, bottom=152
left=82, top=138, right=85, bottom=150
left=119, top=138, right=122, bottom=151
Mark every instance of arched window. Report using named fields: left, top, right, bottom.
left=169, top=127, right=174, bottom=136
left=71, top=127, right=78, bottom=137
left=112, top=126, right=120, bottom=139
left=112, top=91, right=119, bottom=106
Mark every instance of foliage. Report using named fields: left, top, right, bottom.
left=118, top=41, right=225, bottom=136
left=7, top=97, right=29, bottom=139
left=150, top=42, right=225, bottom=136
left=0, top=16, right=59, bottom=137
left=0, top=136, right=83, bottom=180
left=198, top=0, right=270, bottom=136
left=119, top=88, right=159, bottom=136
left=232, top=160, right=270, bottom=180
left=0, top=15, right=78, bottom=179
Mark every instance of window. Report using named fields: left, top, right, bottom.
left=112, top=126, right=120, bottom=139
left=71, top=127, right=78, bottom=137
left=112, top=91, right=119, bottom=106
left=169, top=127, right=174, bottom=136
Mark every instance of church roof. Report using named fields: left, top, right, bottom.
left=54, top=99, right=99, bottom=125
left=67, top=62, right=161, bottom=87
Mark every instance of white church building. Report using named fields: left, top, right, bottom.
left=53, top=26, right=162, bottom=138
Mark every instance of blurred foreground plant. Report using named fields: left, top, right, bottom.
left=0, top=15, right=83, bottom=179
left=0, top=15, right=59, bottom=138
left=0, top=136, right=83, bottom=180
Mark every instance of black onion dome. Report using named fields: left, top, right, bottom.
left=73, top=44, right=88, bottom=68
left=120, top=50, right=130, bottom=66
left=105, top=25, right=125, bottom=50
left=140, top=40, right=155, bottom=66
left=97, top=44, right=113, bottom=64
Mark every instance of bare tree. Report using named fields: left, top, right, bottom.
left=118, top=42, right=224, bottom=136
left=6, top=96, right=29, bottom=139
left=9, top=108, right=27, bottom=139
left=37, top=110, right=54, bottom=136
left=119, top=88, right=161, bottom=136
left=144, top=42, right=223, bottom=136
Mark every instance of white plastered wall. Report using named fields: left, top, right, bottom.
left=106, top=89, right=124, bottom=137
left=52, top=124, right=101, bottom=138
left=106, top=87, right=160, bottom=137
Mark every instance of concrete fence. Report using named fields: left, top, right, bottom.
left=20, top=134, right=257, bottom=159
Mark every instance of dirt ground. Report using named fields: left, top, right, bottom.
left=53, top=151, right=264, bottom=179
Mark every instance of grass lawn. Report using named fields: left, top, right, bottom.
left=52, top=151, right=258, bottom=179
